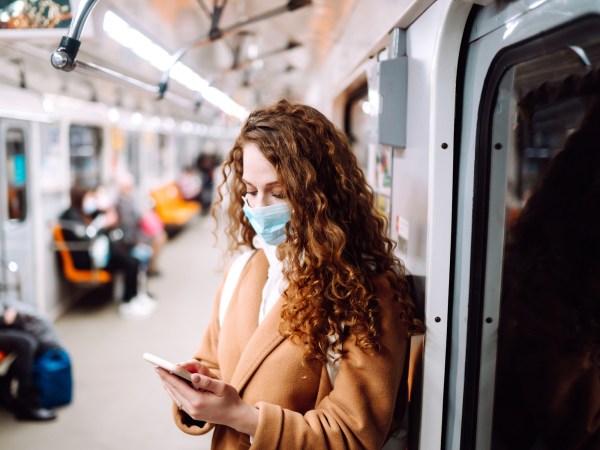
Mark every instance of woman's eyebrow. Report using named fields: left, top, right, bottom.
left=241, top=179, right=281, bottom=188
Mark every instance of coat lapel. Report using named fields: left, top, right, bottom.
left=233, top=253, right=266, bottom=352
left=230, top=295, right=286, bottom=393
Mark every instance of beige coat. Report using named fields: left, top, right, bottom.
left=172, top=250, right=409, bottom=449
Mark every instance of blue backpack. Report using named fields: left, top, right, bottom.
left=33, top=347, right=73, bottom=408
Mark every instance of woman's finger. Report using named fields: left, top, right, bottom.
left=156, top=367, right=194, bottom=398
left=161, top=377, right=188, bottom=410
left=192, top=374, right=227, bottom=396
left=178, top=360, right=211, bottom=376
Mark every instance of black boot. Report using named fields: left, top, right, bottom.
left=13, top=383, right=57, bottom=422
left=0, top=377, right=14, bottom=408
left=13, top=402, right=57, bottom=421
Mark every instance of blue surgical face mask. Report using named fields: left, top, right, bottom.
left=82, top=197, right=97, bottom=215
left=242, top=196, right=291, bottom=246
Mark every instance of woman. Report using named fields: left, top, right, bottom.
left=58, top=186, right=155, bottom=319
left=116, top=172, right=167, bottom=277
left=155, top=100, right=420, bottom=448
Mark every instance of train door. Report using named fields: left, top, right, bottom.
left=449, top=1, right=600, bottom=449
left=0, top=119, right=36, bottom=306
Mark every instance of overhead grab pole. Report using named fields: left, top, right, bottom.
left=157, top=0, right=311, bottom=99
left=48, top=0, right=310, bottom=110
left=49, top=0, right=163, bottom=95
left=230, top=40, right=301, bottom=71
left=195, top=0, right=213, bottom=19
left=192, top=39, right=301, bottom=108
left=61, top=60, right=194, bottom=109
left=50, top=0, right=100, bottom=72
left=209, top=0, right=228, bottom=41
left=49, top=0, right=194, bottom=109
left=75, top=60, right=159, bottom=94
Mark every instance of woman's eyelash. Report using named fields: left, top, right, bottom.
left=245, top=191, right=284, bottom=199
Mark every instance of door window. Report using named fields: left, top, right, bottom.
left=69, top=124, right=102, bottom=188
left=472, top=19, right=600, bottom=450
left=5, top=127, right=27, bottom=222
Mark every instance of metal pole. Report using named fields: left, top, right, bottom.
left=50, top=0, right=101, bottom=72
left=157, top=0, right=311, bottom=98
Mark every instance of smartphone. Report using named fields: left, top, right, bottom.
left=143, top=352, right=194, bottom=384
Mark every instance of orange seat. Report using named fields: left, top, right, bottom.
left=0, top=351, right=18, bottom=377
left=52, top=225, right=112, bottom=284
left=150, top=183, right=200, bottom=228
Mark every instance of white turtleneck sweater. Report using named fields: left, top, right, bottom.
left=254, top=235, right=287, bottom=325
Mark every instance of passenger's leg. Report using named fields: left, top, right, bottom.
left=148, top=229, right=168, bottom=275
left=108, top=243, right=156, bottom=319
left=107, top=243, right=139, bottom=301
left=0, top=329, right=56, bottom=421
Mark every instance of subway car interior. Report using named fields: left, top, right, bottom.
left=0, top=0, right=599, bottom=449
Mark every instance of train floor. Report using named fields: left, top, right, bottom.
left=0, top=216, right=226, bottom=449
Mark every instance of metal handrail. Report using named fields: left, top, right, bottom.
left=49, top=0, right=195, bottom=109
left=49, top=0, right=311, bottom=108
left=50, top=0, right=100, bottom=72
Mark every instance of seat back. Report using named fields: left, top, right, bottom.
left=150, top=183, right=200, bottom=227
left=52, top=224, right=111, bottom=284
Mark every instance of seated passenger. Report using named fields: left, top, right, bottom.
left=177, top=165, right=203, bottom=204
left=0, top=303, right=57, bottom=421
left=196, top=153, right=220, bottom=215
left=116, top=172, right=168, bottom=277
left=58, top=186, right=156, bottom=319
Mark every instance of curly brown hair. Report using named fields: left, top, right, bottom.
left=213, top=99, right=417, bottom=362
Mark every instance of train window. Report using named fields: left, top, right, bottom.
left=471, top=19, right=600, bottom=450
left=4, top=127, right=27, bottom=222
left=69, top=124, right=102, bottom=188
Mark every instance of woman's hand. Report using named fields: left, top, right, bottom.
left=156, top=359, right=259, bottom=436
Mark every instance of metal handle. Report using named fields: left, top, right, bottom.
left=50, top=0, right=100, bottom=71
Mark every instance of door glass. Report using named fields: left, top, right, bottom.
left=490, top=35, right=600, bottom=449
left=69, top=124, right=102, bottom=188
left=5, top=127, right=27, bottom=222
